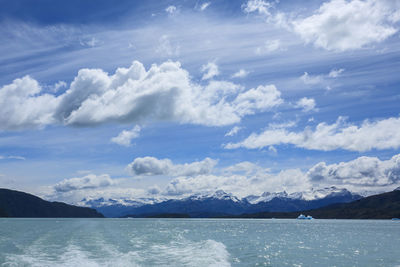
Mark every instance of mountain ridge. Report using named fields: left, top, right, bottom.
left=0, top=188, right=104, bottom=218
left=84, top=187, right=362, bottom=217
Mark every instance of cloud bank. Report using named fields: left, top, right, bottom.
left=163, top=153, right=400, bottom=197
left=225, top=116, right=400, bottom=152
left=51, top=153, right=400, bottom=200
left=0, top=60, right=283, bottom=131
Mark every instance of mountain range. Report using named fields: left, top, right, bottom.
left=1, top=187, right=398, bottom=219
left=81, top=187, right=362, bottom=217
left=225, top=188, right=400, bottom=219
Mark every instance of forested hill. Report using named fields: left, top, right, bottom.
left=0, top=188, right=103, bottom=218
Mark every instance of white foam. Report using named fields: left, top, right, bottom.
left=2, top=239, right=230, bottom=267
left=148, top=239, right=231, bottom=267
left=2, top=243, right=141, bottom=267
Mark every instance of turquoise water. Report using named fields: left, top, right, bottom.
left=0, top=218, right=399, bottom=266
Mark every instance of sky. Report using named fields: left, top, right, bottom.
left=0, top=0, right=400, bottom=204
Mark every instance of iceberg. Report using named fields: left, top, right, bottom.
left=297, top=214, right=313, bottom=220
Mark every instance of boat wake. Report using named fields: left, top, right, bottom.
left=2, top=238, right=230, bottom=267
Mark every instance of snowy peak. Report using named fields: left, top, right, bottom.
left=245, top=187, right=358, bottom=204
left=186, top=190, right=241, bottom=202
left=245, top=191, right=289, bottom=204
left=296, top=187, right=354, bottom=201
left=80, top=196, right=163, bottom=208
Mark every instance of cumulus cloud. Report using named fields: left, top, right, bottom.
left=54, top=174, right=115, bottom=192
left=225, top=115, right=400, bottom=152
left=295, top=97, right=317, bottom=112
left=292, top=0, right=400, bottom=51
left=128, top=157, right=218, bottom=177
left=111, top=125, right=141, bottom=147
left=201, top=62, right=219, bottom=80
left=225, top=126, right=242, bottom=137
left=307, top=154, right=400, bottom=187
left=0, top=60, right=283, bottom=131
left=231, top=69, right=249, bottom=78
left=232, top=84, right=283, bottom=116
left=163, top=153, right=400, bottom=197
left=0, top=76, right=59, bottom=130
left=244, top=0, right=400, bottom=51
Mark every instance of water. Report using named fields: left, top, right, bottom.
left=0, top=219, right=399, bottom=266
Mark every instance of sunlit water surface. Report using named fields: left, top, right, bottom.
left=0, top=218, right=399, bottom=266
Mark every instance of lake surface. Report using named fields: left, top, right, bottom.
left=0, top=218, right=399, bottom=266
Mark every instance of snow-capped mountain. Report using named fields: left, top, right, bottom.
left=245, top=187, right=357, bottom=204
left=84, top=187, right=362, bottom=217
left=186, top=190, right=241, bottom=202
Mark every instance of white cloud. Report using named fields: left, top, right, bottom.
left=0, top=76, right=59, bottom=130
left=128, top=157, right=218, bottom=177
left=232, top=84, right=283, bottom=116
left=295, top=97, right=317, bottom=112
left=0, top=155, right=25, bottom=160
left=50, top=154, right=400, bottom=201
left=164, top=169, right=310, bottom=197
left=0, top=60, right=283, bottom=131
left=292, top=0, right=400, bottom=51
left=307, top=154, right=400, bottom=187
left=242, top=0, right=289, bottom=28
left=54, top=174, right=115, bottom=192
left=163, top=153, right=400, bottom=197
left=255, top=39, right=281, bottom=55
left=300, top=68, right=345, bottom=89
left=231, top=69, right=249, bottom=78
left=242, top=0, right=273, bottom=17
left=199, top=2, right=211, bottom=11
left=225, top=126, right=242, bottom=137
left=225, top=115, right=400, bottom=152
left=328, top=68, right=345, bottom=78
left=201, top=62, right=219, bottom=80
left=300, top=72, right=324, bottom=85
left=111, top=125, right=141, bottom=147
left=165, top=5, right=178, bottom=15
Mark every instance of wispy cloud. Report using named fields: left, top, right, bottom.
left=225, top=126, right=242, bottom=137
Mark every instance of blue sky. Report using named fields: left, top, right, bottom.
left=0, top=0, right=400, bottom=203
